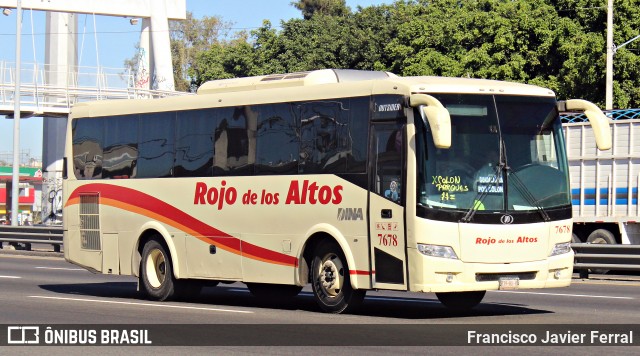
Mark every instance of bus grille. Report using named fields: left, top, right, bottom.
left=475, top=272, right=537, bottom=282
left=79, top=194, right=101, bottom=250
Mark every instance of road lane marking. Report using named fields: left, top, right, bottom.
left=35, top=266, right=85, bottom=271
left=573, top=280, right=640, bottom=287
left=490, top=290, right=634, bottom=300
left=0, top=275, right=21, bottom=279
left=28, top=295, right=254, bottom=314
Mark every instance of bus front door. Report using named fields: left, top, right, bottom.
left=369, top=123, right=407, bottom=290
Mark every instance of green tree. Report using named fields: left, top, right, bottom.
left=291, top=0, right=350, bottom=19
left=182, top=0, right=640, bottom=107
left=170, top=12, right=236, bottom=91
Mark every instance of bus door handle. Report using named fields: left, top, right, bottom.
left=381, top=209, right=392, bottom=219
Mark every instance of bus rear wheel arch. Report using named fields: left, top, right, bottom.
left=310, top=239, right=365, bottom=313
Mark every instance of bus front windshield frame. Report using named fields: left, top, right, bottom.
left=416, top=94, right=570, bottom=222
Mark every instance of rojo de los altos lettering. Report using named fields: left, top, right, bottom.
left=193, top=179, right=343, bottom=209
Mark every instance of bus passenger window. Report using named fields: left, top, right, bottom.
left=213, top=106, right=256, bottom=176
left=256, top=104, right=298, bottom=175
left=72, top=118, right=104, bottom=179
left=137, top=112, right=175, bottom=178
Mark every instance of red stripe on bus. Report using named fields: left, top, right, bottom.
left=349, top=270, right=371, bottom=275
left=66, top=183, right=298, bottom=267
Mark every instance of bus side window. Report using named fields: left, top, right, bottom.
left=72, top=118, right=104, bottom=179
left=213, top=106, right=256, bottom=176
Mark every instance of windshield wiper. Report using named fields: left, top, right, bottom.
left=507, top=169, right=551, bottom=222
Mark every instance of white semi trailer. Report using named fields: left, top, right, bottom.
left=562, top=109, right=640, bottom=246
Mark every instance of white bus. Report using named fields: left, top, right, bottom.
left=63, top=69, right=611, bottom=313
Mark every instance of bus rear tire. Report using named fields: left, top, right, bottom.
left=436, top=291, right=485, bottom=310
left=140, top=238, right=177, bottom=301
left=311, top=240, right=365, bottom=314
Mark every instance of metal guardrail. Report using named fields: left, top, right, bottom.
left=572, top=243, right=640, bottom=278
left=0, top=225, right=63, bottom=252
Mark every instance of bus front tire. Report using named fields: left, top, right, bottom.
left=140, top=239, right=177, bottom=301
left=311, top=240, right=365, bottom=314
left=436, top=291, right=486, bottom=310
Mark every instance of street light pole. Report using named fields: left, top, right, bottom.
left=10, top=0, right=22, bottom=226
left=605, top=0, right=614, bottom=110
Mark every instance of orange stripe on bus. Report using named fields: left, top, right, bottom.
left=66, top=184, right=297, bottom=267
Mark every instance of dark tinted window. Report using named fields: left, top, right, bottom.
left=213, top=106, right=255, bottom=176
left=70, top=96, right=372, bottom=180
left=137, top=112, right=175, bottom=178
left=299, top=99, right=350, bottom=174
left=256, top=103, right=298, bottom=175
left=72, top=118, right=104, bottom=179
left=103, top=116, right=138, bottom=179
left=175, top=109, right=216, bottom=177
left=347, top=97, right=369, bottom=173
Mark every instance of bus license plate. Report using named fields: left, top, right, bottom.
left=499, top=277, right=519, bottom=290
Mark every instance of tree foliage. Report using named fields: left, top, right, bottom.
left=164, top=0, right=640, bottom=108
left=291, top=0, right=351, bottom=19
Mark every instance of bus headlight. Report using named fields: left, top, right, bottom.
left=417, top=244, right=459, bottom=259
left=550, top=242, right=572, bottom=256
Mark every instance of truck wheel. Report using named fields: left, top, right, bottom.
left=140, top=238, right=177, bottom=301
left=571, top=233, right=581, bottom=244
left=586, top=229, right=616, bottom=274
left=436, top=291, right=486, bottom=310
left=587, top=229, right=616, bottom=245
left=311, top=240, right=365, bottom=313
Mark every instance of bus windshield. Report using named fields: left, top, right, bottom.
left=417, top=94, right=570, bottom=216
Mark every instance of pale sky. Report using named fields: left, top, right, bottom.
left=0, top=0, right=390, bottom=159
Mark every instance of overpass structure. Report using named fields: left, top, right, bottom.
left=0, top=0, right=187, bottom=224
left=0, top=62, right=184, bottom=118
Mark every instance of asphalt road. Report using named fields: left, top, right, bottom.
left=1, top=252, right=639, bottom=355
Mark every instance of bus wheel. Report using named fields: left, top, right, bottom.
left=436, top=291, right=486, bottom=310
left=311, top=240, right=365, bottom=313
left=246, top=283, right=302, bottom=301
left=140, top=239, right=176, bottom=301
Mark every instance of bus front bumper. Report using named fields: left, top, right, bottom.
left=408, top=249, right=574, bottom=293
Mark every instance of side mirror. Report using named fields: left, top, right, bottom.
left=559, top=99, right=612, bottom=150
left=410, top=94, right=451, bottom=149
